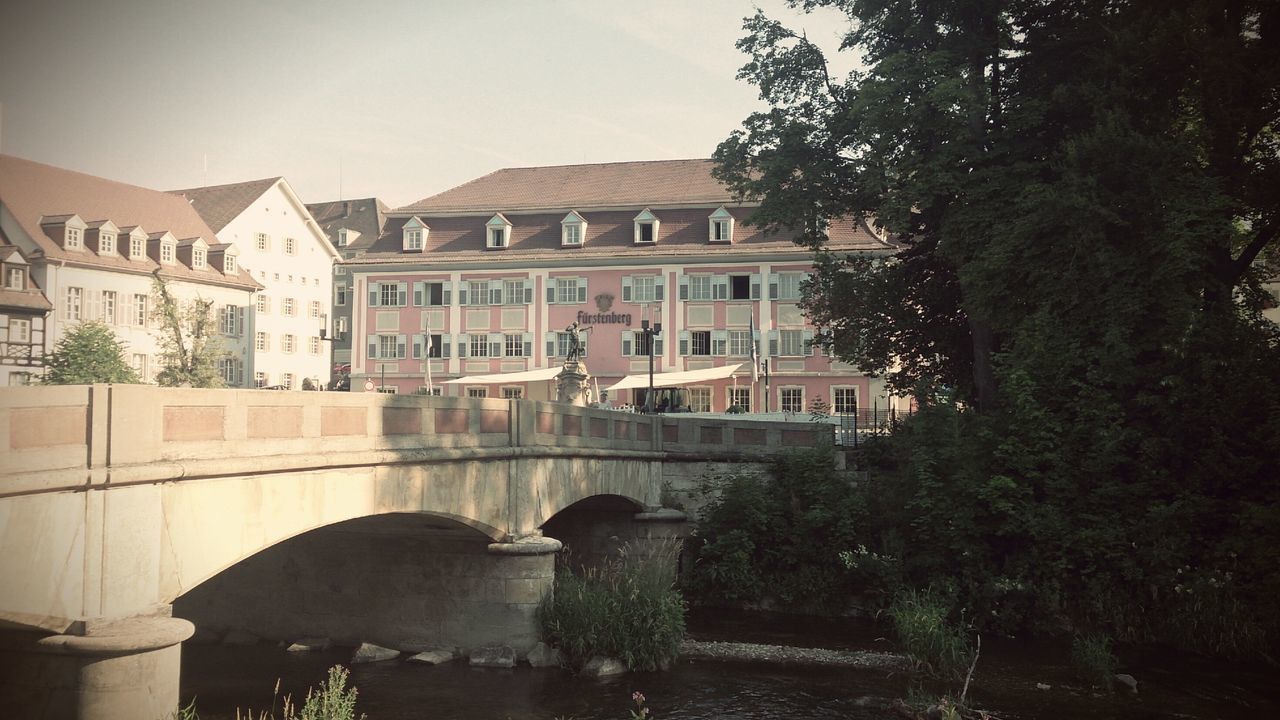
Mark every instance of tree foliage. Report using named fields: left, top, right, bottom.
left=713, top=0, right=1280, bottom=654
left=151, top=274, right=225, bottom=388
left=41, top=321, right=141, bottom=385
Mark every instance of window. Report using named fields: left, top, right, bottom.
left=378, top=334, right=404, bottom=359
left=255, top=233, right=270, bottom=251
left=553, top=331, right=587, bottom=358
left=834, top=387, right=858, bottom=414
left=561, top=211, right=586, bottom=246
left=405, top=229, right=422, bottom=250
left=729, top=330, right=753, bottom=357
left=10, top=318, right=30, bottom=342
left=413, top=281, right=448, bottom=306
left=729, top=386, right=751, bottom=412
left=781, top=387, right=804, bottom=413
left=467, top=280, right=490, bottom=306
left=309, top=336, right=321, bottom=355
left=62, top=287, right=82, bottom=321
left=256, top=332, right=270, bottom=351
left=688, top=387, right=712, bottom=413
left=133, top=294, right=148, bottom=326
left=256, top=295, right=270, bottom=314
left=633, top=208, right=659, bottom=244
left=284, top=237, right=296, bottom=255
left=65, top=227, right=82, bottom=249
left=467, top=387, right=488, bottom=398
left=335, top=266, right=346, bottom=276
left=255, top=371, right=268, bottom=388
left=486, top=213, right=511, bottom=249
left=688, top=275, right=712, bottom=301
left=309, top=300, right=321, bottom=319
left=504, top=279, right=528, bottom=305
left=223, top=255, right=237, bottom=274
left=335, top=285, right=348, bottom=307
left=281, top=373, right=294, bottom=390
left=776, top=329, right=807, bottom=356
left=709, top=206, right=735, bottom=243
left=630, top=330, right=654, bottom=357
left=418, top=385, right=443, bottom=396
left=8, top=372, right=33, bottom=386
left=690, top=330, right=711, bottom=356
left=99, top=232, right=116, bottom=255
left=282, top=334, right=296, bottom=353
left=729, top=275, right=751, bottom=300
left=501, top=386, right=524, bottom=399
left=100, top=291, right=116, bottom=324
left=130, top=236, right=144, bottom=259
left=628, top=275, right=658, bottom=303
left=192, top=247, right=206, bottom=269
left=219, top=358, right=239, bottom=385
left=282, top=298, right=295, bottom=317
left=553, top=277, right=586, bottom=304
left=220, top=304, right=239, bottom=335
left=424, top=333, right=445, bottom=358
left=504, top=333, right=527, bottom=357
left=160, top=242, right=174, bottom=263
left=380, top=283, right=404, bottom=307
left=6, top=267, right=25, bottom=289
left=469, top=334, right=491, bottom=357
left=131, top=354, right=148, bottom=381
left=773, top=272, right=804, bottom=301
left=336, top=229, right=349, bottom=247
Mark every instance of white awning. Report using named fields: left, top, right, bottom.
left=440, top=366, right=565, bottom=385
left=605, top=363, right=744, bottom=391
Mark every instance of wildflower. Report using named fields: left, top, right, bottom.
left=633, top=692, right=645, bottom=704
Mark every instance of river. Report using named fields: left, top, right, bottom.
left=180, top=609, right=1279, bottom=719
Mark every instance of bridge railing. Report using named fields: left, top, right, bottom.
left=0, top=385, right=832, bottom=495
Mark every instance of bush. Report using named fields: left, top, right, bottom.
left=1071, top=633, right=1118, bottom=688
left=539, top=540, right=685, bottom=672
left=889, top=589, right=975, bottom=680
left=179, top=665, right=364, bottom=720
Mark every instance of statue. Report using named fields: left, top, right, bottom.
left=565, top=321, right=584, bottom=363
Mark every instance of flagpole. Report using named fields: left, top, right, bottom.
left=424, top=327, right=433, bottom=395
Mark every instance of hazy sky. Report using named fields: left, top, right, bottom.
left=0, top=0, right=852, bottom=209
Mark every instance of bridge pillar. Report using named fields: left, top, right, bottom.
left=483, top=535, right=562, bottom=656
left=633, top=507, right=690, bottom=576
left=0, top=614, right=193, bottom=720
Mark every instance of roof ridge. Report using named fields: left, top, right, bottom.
left=169, top=176, right=281, bottom=195
left=490, top=158, right=711, bottom=172
left=1, top=153, right=190, bottom=201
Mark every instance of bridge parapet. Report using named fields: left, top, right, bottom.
left=0, top=385, right=831, bottom=497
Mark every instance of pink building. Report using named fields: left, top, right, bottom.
left=345, top=159, right=896, bottom=414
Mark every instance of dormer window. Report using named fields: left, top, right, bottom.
left=401, top=216, right=428, bottom=252
left=6, top=266, right=26, bottom=290
left=561, top=211, right=587, bottom=247
left=99, top=232, right=116, bottom=254
left=224, top=254, right=237, bottom=274
left=336, top=229, right=350, bottom=247
left=709, top=206, right=735, bottom=243
left=192, top=247, right=207, bottom=269
left=486, top=213, right=512, bottom=249
left=161, top=242, right=175, bottom=264
left=121, top=227, right=147, bottom=260
left=633, top=208, right=660, bottom=244
left=66, top=226, right=83, bottom=250
left=131, top=236, right=144, bottom=258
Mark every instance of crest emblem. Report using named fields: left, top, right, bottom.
left=595, top=293, right=615, bottom=312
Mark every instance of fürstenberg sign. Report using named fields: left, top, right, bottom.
left=576, top=310, right=632, bottom=326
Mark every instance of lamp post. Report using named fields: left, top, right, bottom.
left=640, top=318, right=662, bottom=413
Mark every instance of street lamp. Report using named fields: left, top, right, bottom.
left=640, top=318, right=662, bottom=413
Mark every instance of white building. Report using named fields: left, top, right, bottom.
left=172, top=178, right=339, bottom=390
left=0, top=155, right=261, bottom=384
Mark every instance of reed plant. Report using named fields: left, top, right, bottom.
left=889, top=588, right=975, bottom=680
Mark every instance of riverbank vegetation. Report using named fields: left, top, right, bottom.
left=539, top=540, right=686, bottom=672
left=703, top=0, right=1279, bottom=664
left=173, top=665, right=364, bottom=720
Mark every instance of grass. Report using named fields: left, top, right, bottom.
left=889, top=589, right=975, bottom=680
left=1071, top=633, right=1119, bottom=688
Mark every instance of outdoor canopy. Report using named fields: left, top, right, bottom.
left=605, top=363, right=745, bottom=391
left=440, top=366, right=566, bottom=384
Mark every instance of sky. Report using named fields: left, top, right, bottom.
left=0, top=0, right=854, bottom=209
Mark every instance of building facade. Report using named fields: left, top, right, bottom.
left=173, top=178, right=340, bottom=390
left=305, top=197, right=389, bottom=386
left=345, top=160, right=899, bottom=413
left=0, top=231, right=52, bottom=385
left=0, top=155, right=261, bottom=385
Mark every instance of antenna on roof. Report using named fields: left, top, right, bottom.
left=202, top=153, right=208, bottom=184
left=339, top=157, right=343, bottom=202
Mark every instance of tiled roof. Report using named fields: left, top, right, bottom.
left=305, top=198, right=389, bottom=252
left=0, top=154, right=261, bottom=291
left=396, top=159, right=741, bottom=214
left=0, top=227, right=53, bottom=312
left=347, top=207, right=889, bottom=266
left=169, top=177, right=281, bottom=233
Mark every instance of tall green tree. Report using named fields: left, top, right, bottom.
left=151, top=274, right=225, bottom=388
left=41, top=321, right=141, bottom=385
left=715, top=0, right=1280, bottom=651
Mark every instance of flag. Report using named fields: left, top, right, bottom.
left=750, top=315, right=760, bottom=383
left=423, top=333, right=434, bottom=394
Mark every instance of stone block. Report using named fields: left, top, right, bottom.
left=351, top=642, right=401, bottom=664
left=479, top=409, right=508, bottom=434
left=321, top=407, right=366, bottom=436
left=505, top=577, right=548, bottom=605
left=581, top=655, right=627, bottom=677
left=526, top=642, right=563, bottom=668
left=247, top=405, right=303, bottom=439
left=286, top=637, right=331, bottom=652
left=591, top=417, right=609, bottom=438
left=469, top=645, right=516, bottom=668
left=383, top=406, right=421, bottom=435
left=434, top=408, right=469, bottom=433
left=406, top=649, right=458, bottom=665
left=563, top=415, right=582, bottom=437
left=161, top=406, right=224, bottom=443
left=537, top=411, right=556, bottom=434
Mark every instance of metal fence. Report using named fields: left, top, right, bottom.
left=833, top=403, right=913, bottom=447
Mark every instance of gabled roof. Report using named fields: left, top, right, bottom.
left=0, top=155, right=260, bottom=290
left=396, top=159, right=740, bottom=214
left=0, top=227, right=53, bottom=312
left=306, top=197, right=390, bottom=253
left=169, top=177, right=281, bottom=233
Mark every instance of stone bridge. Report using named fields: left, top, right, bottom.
left=0, top=384, right=829, bottom=719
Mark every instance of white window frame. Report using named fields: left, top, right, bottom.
left=65, top=226, right=83, bottom=249
left=728, top=386, right=752, bottom=412
left=223, top=255, right=237, bottom=274
left=335, top=284, right=348, bottom=307
left=709, top=206, right=735, bottom=243
left=779, top=329, right=806, bottom=357
left=133, top=294, right=148, bottom=326
left=688, top=386, right=712, bottom=413
left=486, top=214, right=511, bottom=249
left=501, top=386, right=524, bottom=399
left=132, top=353, right=148, bottom=381
left=688, top=275, right=713, bottom=301
left=308, top=336, right=321, bottom=355
left=282, top=297, right=295, bottom=317
left=255, top=371, right=268, bottom=388
left=160, top=241, right=175, bottom=264
left=728, top=330, right=753, bottom=357
left=633, top=208, right=659, bottom=244
left=309, top=300, right=321, bottom=319
left=780, top=386, right=805, bottom=414
left=282, top=334, right=297, bottom=354
left=6, top=267, right=25, bottom=290
left=284, top=237, right=297, bottom=255
left=256, top=332, right=270, bottom=352
left=281, top=372, right=294, bottom=390
left=466, top=387, right=488, bottom=398
left=255, top=233, right=270, bottom=251
left=561, top=211, right=587, bottom=247
left=632, top=275, right=657, bottom=303
left=99, top=232, right=116, bottom=255
left=10, top=318, right=31, bottom=342
left=62, top=287, right=82, bottom=321
left=504, top=333, right=526, bottom=357
left=773, top=272, right=804, bottom=301
left=130, top=236, right=145, bottom=259
left=192, top=247, right=207, bottom=269
left=833, top=386, right=858, bottom=414
left=100, top=291, right=116, bottom=324
left=257, top=295, right=270, bottom=314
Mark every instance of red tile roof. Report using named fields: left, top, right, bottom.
left=397, top=159, right=741, bottom=214
left=169, top=177, right=281, bottom=233
left=0, top=155, right=261, bottom=290
left=0, top=226, right=53, bottom=312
